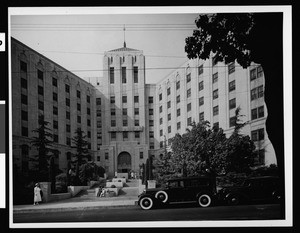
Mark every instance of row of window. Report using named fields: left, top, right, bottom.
left=110, top=119, right=154, bottom=127
left=110, top=66, right=139, bottom=84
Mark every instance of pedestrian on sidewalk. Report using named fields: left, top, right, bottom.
left=33, top=183, right=42, bottom=205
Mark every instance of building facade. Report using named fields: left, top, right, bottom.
left=11, top=37, right=276, bottom=180
left=11, top=38, right=97, bottom=177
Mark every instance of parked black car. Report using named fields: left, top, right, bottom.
left=218, top=176, right=281, bottom=205
left=138, top=176, right=217, bottom=210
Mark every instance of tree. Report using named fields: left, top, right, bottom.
left=30, top=114, right=54, bottom=181
left=71, top=128, right=90, bottom=185
left=185, top=13, right=284, bottom=216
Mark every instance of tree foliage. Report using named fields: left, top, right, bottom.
left=30, top=114, right=54, bottom=181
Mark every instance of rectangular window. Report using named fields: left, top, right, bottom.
left=53, top=92, right=58, bottom=102
left=212, top=55, right=217, bottom=66
left=87, top=108, right=91, bottom=115
left=110, top=96, right=115, bottom=104
left=187, top=88, right=191, bottom=98
left=97, top=132, right=102, bottom=139
left=213, top=89, right=218, bottom=99
left=96, top=98, right=101, bottom=105
left=229, top=80, right=236, bottom=92
left=251, top=88, right=258, bottom=101
left=199, top=81, right=204, bottom=91
left=38, top=85, right=44, bottom=96
left=37, top=70, right=43, bottom=80
left=160, top=118, right=163, bottom=125
left=177, top=108, right=181, bottom=117
left=77, top=115, right=81, bottom=123
left=149, top=96, right=154, bottom=104
left=257, top=66, right=263, bottom=78
left=97, top=156, right=100, bottom=161
left=135, top=132, right=140, bottom=139
left=53, top=120, right=58, bottom=129
left=175, top=95, right=180, bottom=104
left=66, top=111, right=70, bottom=120
left=123, top=132, right=128, bottom=140
left=198, top=64, right=203, bottom=75
left=159, top=105, right=163, bottom=113
left=177, top=122, right=181, bottom=130
left=229, top=98, right=236, bottom=110
left=160, top=141, right=164, bottom=148
left=77, top=103, right=81, bottom=112
left=213, top=72, right=218, bottom=84
left=87, top=119, right=91, bottom=126
left=21, top=78, right=27, bottom=89
left=187, top=117, right=192, bottom=126
left=258, top=106, right=264, bottom=118
left=20, top=61, right=27, bottom=72
left=229, top=117, right=236, bottom=127
left=77, top=90, right=81, bottom=99
left=149, top=120, right=154, bottom=127
left=251, top=128, right=265, bottom=141
left=176, top=81, right=180, bottom=90
left=159, top=93, right=162, bottom=101
left=65, top=98, right=70, bottom=107
left=52, top=77, right=57, bottom=87
left=134, top=108, right=139, bottom=115
left=53, top=134, right=58, bottom=143
left=140, top=152, right=143, bottom=159
left=97, top=110, right=101, bottom=117
left=250, top=68, right=257, bottom=81
left=122, top=108, right=127, bottom=116
left=123, top=119, right=128, bottom=126
left=111, top=132, right=116, bottom=141
left=105, top=152, right=109, bottom=160
left=228, top=62, right=235, bottom=74
left=258, top=85, right=264, bottom=98
left=168, top=126, right=171, bottom=133
left=187, top=103, right=191, bottom=112
left=160, top=130, right=163, bottom=136
left=134, top=66, right=138, bottom=83
left=186, top=73, right=191, bottom=83
left=213, top=122, right=219, bottom=129
left=38, top=101, right=44, bottom=111
left=149, top=109, right=154, bottom=115
left=168, top=113, right=171, bottom=121
left=199, top=112, right=204, bottom=121
left=21, top=94, right=27, bottom=105
left=97, top=121, right=101, bottom=128
left=149, top=131, right=154, bottom=138
left=65, top=84, right=70, bottom=93
left=213, top=106, right=219, bottom=116
left=150, top=142, right=155, bottom=149
left=251, top=108, right=258, bottom=120
left=22, top=126, right=28, bottom=137
left=111, top=120, right=116, bottom=127
left=111, top=108, right=116, bottom=116
left=199, top=97, right=204, bottom=106
left=66, top=124, right=70, bottom=133
left=122, top=67, right=126, bottom=83
left=21, top=110, right=28, bottom=121
left=167, top=101, right=171, bottom=109
left=134, top=96, right=139, bottom=103
left=167, top=87, right=171, bottom=95
left=66, top=137, right=71, bottom=146
left=134, top=119, right=139, bottom=126
left=87, top=95, right=90, bottom=103
left=110, top=67, right=114, bottom=84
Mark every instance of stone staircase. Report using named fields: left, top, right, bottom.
left=74, top=179, right=140, bottom=201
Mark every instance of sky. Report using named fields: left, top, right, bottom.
left=10, top=9, right=200, bottom=84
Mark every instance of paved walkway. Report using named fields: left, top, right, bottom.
left=13, top=195, right=139, bottom=213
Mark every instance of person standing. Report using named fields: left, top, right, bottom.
left=33, top=183, right=42, bottom=205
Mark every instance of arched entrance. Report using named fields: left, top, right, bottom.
left=117, top=152, right=131, bottom=173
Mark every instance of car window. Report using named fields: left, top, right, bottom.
left=179, top=180, right=184, bottom=187
left=168, top=181, right=179, bottom=188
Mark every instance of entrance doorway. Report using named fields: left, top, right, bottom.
left=117, top=152, right=131, bottom=173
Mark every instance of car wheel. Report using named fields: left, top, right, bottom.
left=155, top=191, right=168, bottom=203
left=227, top=194, right=240, bottom=205
left=198, top=194, right=212, bottom=207
left=139, top=196, right=154, bottom=210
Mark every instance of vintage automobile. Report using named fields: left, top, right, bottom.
left=138, top=176, right=217, bottom=210
left=218, top=176, right=281, bottom=205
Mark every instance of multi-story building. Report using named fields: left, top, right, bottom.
left=155, top=57, right=276, bottom=166
left=11, top=37, right=276, bottom=180
left=11, top=38, right=97, bottom=177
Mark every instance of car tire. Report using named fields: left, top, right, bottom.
left=155, top=191, right=168, bottom=203
left=198, top=194, right=212, bottom=207
left=139, top=196, right=154, bottom=210
left=227, top=194, right=240, bottom=205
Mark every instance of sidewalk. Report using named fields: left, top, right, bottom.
left=13, top=196, right=139, bottom=213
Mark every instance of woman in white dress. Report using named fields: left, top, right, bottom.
left=33, top=183, right=42, bottom=205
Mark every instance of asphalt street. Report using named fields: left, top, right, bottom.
left=13, top=203, right=281, bottom=223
